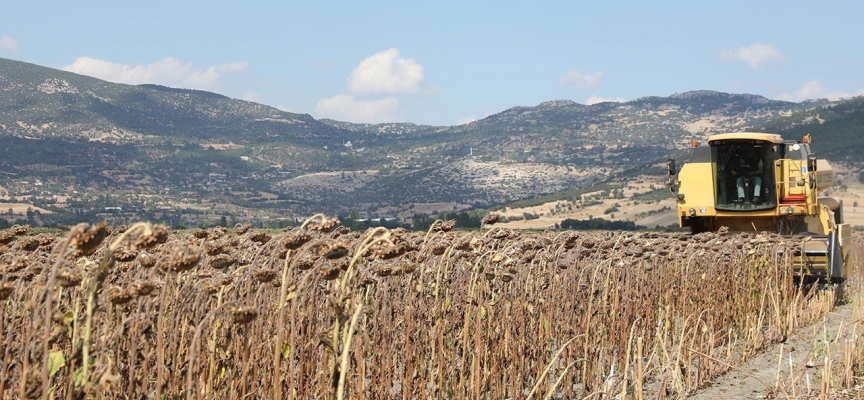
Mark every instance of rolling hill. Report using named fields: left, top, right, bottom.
left=0, top=56, right=861, bottom=228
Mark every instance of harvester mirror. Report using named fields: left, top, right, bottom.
left=808, top=154, right=817, bottom=172
left=666, top=159, right=676, bottom=176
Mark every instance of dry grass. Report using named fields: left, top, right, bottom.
left=0, top=219, right=861, bottom=399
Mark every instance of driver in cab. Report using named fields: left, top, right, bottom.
left=731, top=147, right=764, bottom=203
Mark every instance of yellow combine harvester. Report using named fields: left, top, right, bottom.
left=668, top=132, right=851, bottom=282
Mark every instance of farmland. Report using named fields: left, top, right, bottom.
left=0, top=218, right=862, bottom=399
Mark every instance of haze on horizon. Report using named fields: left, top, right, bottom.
left=2, top=1, right=863, bottom=125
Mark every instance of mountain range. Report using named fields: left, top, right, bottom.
left=0, top=56, right=861, bottom=227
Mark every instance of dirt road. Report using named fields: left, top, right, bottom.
left=690, top=303, right=859, bottom=399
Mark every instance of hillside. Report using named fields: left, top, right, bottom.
left=1, top=56, right=862, bottom=228
left=0, top=58, right=355, bottom=145
left=757, top=96, right=864, bottom=159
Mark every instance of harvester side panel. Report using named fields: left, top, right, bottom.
left=675, top=161, right=715, bottom=229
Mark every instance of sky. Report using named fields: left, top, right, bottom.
left=2, top=1, right=864, bottom=125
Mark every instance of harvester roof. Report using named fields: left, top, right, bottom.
left=708, top=132, right=784, bottom=144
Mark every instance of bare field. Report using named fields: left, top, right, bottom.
left=0, top=202, right=53, bottom=215
left=830, top=165, right=864, bottom=227
left=280, top=170, right=379, bottom=192
left=1, top=219, right=862, bottom=399
left=500, top=167, right=864, bottom=231
left=499, top=175, right=677, bottom=229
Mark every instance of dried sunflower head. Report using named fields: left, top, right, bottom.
left=228, top=305, right=258, bottom=324
left=330, top=226, right=351, bottom=237
left=9, top=224, right=29, bottom=236
left=428, top=241, right=448, bottom=256
left=373, top=259, right=415, bottom=277
left=234, top=223, right=251, bottom=235
left=56, top=267, right=83, bottom=288
left=158, top=242, right=202, bottom=273
left=488, top=228, right=520, bottom=240
left=112, top=246, right=139, bottom=262
left=282, top=233, right=312, bottom=250
left=4, top=257, right=27, bottom=273
left=433, top=220, right=456, bottom=232
left=292, top=252, right=315, bottom=270
left=207, top=226, right=227, bottom=241
left=67, top=222, right=111, bottom=257
left=307, top=218, right=340, bottom=233
left=316, top=240, right=349, bottom=260
left=0, top=231, right=14, bottom=246
left=137, top=251, right=156, bottom=268
left=204, top=240, right=226, bottom=256
left=191, top=229, right=209, bottom=239
left=316, top=262, right=341, bottom=280
left=17, top=237, right=42, bottom=252
left=201, top=279, right=222, bottom=295
left=208, top=254, right=236, bottom=270
left=248, top=232, right=271, bottom=244
left=482, top=213, right=501, bottom=226
left=106, top=286, right=135, bottom=304
left=124, top=224, right=169, bottom=250
left=252, top=268, right=278, bottom=283
left=0, top=282, right=14, bottom=301
left=370, top=242, right=408, bottom=260
left=131, top=281, right=158, bottom=297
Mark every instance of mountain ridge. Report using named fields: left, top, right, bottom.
left=1, top=56, right=861, bottom=228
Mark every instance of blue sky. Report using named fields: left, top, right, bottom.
left=2, top=1, right=863, bottom=125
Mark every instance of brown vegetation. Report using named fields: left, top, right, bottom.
left=0, top=218, right=861, bottom=399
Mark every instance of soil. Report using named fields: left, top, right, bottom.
left=689, top=302, right=859, bottom=399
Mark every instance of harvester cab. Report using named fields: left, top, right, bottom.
left=669, top=132, right=851, bottom=282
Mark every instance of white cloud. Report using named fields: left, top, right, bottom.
left=456, top=115, right=477, bottom=125
left=62, top=56, right=248, bottom=91
left=585, top=95, right=624, bottom=105
left=719, top=44, right=783, bottom=68
left=558, top=69, right=603, bottom=89
left=347, top=48, right=425, bottom=95
left=0, top=35, right=18, bottom=52
left=775, top=80, right=864, bottom=102
left=315, top=94, right=399, bottom=123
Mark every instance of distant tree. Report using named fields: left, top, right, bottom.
left=411, top=213, right=433, bottom=231
left=560, top=217, right=642, bottom=231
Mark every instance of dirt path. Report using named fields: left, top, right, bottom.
left=690, top=304, right=859, bottom=399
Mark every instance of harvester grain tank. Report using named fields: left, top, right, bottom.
left=668, top=132, right=850, bottom=282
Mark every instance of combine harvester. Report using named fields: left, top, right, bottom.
left=668, top=132, right=851, bottom=282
